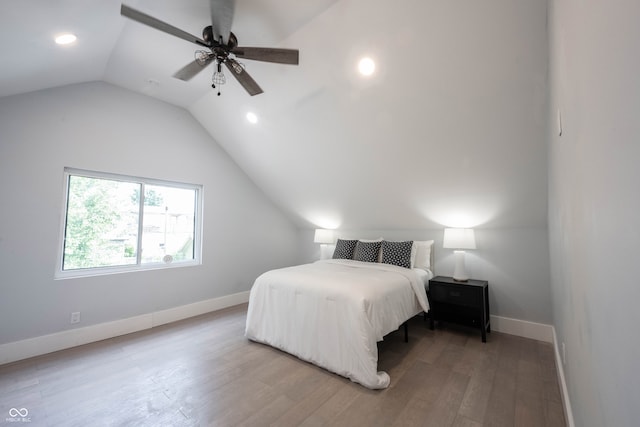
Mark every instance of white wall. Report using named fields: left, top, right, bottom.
left=0, top=82, right=298, bottom=345
left=548, top=0, right=640, bottom=425
left=194, top=0, right=554, bottom=330
left=299, top=227, right=552, bottom=324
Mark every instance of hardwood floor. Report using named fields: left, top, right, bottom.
left=0, top=304, right=565, bottom=426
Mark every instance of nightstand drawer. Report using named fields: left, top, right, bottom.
left=429, top=282, right=479, bottom=307
left=428, top=276, right=490, bottom=342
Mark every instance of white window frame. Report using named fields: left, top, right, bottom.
left=56, top=168, right=203, bottom=279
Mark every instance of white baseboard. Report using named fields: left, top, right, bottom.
left=0, top=291, right=250, bottom=366
left=490, top=315, right=553, bottom=343
left=2, top=299, right=554, bottom=366
left=151, top=291, right=250, bottom=327
left=552, top=327, right=575, bottom=427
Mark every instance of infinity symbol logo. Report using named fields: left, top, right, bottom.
left=9, top=408, right=28, bottom=417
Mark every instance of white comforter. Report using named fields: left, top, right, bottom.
left=244, top=259, right=430, bottom=389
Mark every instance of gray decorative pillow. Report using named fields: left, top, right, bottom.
left=332, top=239, right=358, bottom=259
left=353, top=240, right=382, bottom=263
left=381, top=240, right=414, bottom=269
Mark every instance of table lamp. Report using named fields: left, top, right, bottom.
left=314, top=229, right=335, bottom=259
left=443, top=228, right=476, bottom=281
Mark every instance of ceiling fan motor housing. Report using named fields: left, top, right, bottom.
left=202, top=25, right=214, bottom=45
left=202, top=25, right=237, bottom=50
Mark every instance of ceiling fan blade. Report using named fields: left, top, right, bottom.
left=173, top=57, right=213, bottom=81
left=233, top=47, right=299, bottom=65
left=225, top=59, right=263, bottom=96
left=121, top=4, right=207, bottom=47
left=209, top=0, right=235, bottom=45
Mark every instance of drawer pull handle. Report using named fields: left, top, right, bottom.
left=450, top=291, right=461, bottom=297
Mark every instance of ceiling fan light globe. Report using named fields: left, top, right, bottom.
left=212, top=71, right=226, bottom=85
left=231, top=61, right=243, bottom=74
left=195, top=50, right=210, bottom=65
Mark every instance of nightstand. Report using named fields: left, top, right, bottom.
left=428, top=276, right=491, bottom=342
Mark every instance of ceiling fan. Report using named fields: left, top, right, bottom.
left=121, top=0, right=299, bottom=96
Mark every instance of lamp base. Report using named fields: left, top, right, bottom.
left=452, top=250, right=469, bottom=282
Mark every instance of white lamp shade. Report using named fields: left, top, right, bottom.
left=443, top=228, right=476, bottom=250
left=314, top=229, right=334, bottom=244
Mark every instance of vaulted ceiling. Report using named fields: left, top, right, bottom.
left=0, top=0, right=549, bottom=230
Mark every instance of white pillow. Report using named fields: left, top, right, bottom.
left=411, top=240, right=434, bottom=270
left=335, top=237, right=383, bottom=243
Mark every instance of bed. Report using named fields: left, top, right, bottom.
left=245, top=239, right=433, bottom=389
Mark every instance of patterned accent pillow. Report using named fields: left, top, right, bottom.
left=332, top=239, right=358, bottom=259
left=353, top=240, right=382, bottom=263
left=381, top=240, right=414, bottom=269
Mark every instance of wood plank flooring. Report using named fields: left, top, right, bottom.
left=0, top=304, right=565, bottom=426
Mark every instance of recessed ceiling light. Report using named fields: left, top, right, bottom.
left=246, top=112, right=258, bottom=124
left=55, top=33, right=77, bottom=45
left=358, top=57, right=375, bottom=76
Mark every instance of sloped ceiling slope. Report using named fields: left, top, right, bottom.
left=189, top=0, right=549, bottom=230
left=0, top=0, right=548, bottom=231
left=0, top=0, right=124, bottom=98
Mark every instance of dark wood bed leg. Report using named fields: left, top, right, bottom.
left=403, top=321, right=408, bottom=343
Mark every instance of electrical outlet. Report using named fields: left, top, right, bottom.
left=561, top=342, right=566, bottom=365
left=70, top=312, right=81, bottom=324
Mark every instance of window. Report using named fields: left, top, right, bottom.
left=57, top=168, right=202, bottom=278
